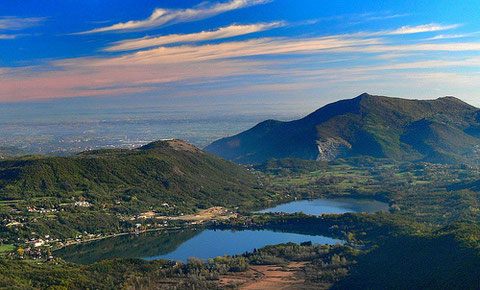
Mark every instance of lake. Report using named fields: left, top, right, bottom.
left=56, top=229, right=342, bottom=264
left=257, top=197, right=389, bottom=215
left=145, top=229, right=341, bottom=262
left=56, top=197, right=387, bottom=264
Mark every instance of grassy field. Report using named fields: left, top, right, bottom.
left=0, top=244, right=15, bottom=253
left=254, top=158, right=480, bottom=225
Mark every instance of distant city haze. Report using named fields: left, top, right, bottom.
left=0, top=99, right=309, bottom=154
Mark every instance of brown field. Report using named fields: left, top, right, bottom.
left=156, top=206, right=237, bottom=222
left=218, top=261, right=328, bottom=289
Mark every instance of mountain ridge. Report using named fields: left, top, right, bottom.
left=205, top=93, right=480, bottom=164
left=0, top=139, right=265, bottom=213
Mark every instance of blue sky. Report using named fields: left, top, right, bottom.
left=1, top=0, right=480, bottom=108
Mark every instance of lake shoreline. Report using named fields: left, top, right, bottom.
left=52, top=225, right=203, bottom=252
left=54, top=197, right=385, bottom=263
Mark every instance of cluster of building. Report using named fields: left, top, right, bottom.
left=73, top=201, right=92, bottom=207
left=9, top=245, right=55, bottom=261
left=27, top=207, right=58, bottom=213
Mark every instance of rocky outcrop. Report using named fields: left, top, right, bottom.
left=316, top=138, right=351, bottom=161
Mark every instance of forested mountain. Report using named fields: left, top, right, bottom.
left=0, top=139, right=264, bottom=212
left=206, top=93, right=480, bottom=164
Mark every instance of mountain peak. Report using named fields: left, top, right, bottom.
left=140, top=139, right=203, bottom=153
left=357, top=92, right=373, bottom=99
left=205, top=93, right=480, bottom=164
left=437, top=95, right=473, bottom=106
left=351, top=93, right=393, bottom=105
left=439, top=96, right=460, bottom=100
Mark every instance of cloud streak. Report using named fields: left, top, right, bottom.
left=352, top=23, right=461, bottom=37
left=426, top=31, right=480, bottom=40
left=0, top=16, right=46, bottom=30
left=79, top=0, right=272, bottom=34
left=104, top=21, right=285, bottom=52
left=0, top=34, right=18, bottom=39
left=94, top=37, right=383, bottom=65
left=95, top=33, right=480, bottom=68
left=388, top=23, right=460, bottom=35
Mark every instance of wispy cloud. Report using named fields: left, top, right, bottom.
left=78, top=0, right=272, bottom=34
left=309, top=12, right=409, bottom=26
left=0, top=58, right=276, bottom=102
left=104, top=21, right=285, bottom=52
left=427, top=34, right=467, bottom=40
left=388, top=23, right=460, bottom=35
left=363, top=13, right=410, bottom=21
left=0, top=34, right=18, bottom=39
left=0, top=16, right=46, bottom=30
left=426, top=31, right=480, bottom=40
left=91, top=36, right=382, bottom=65
left=351, top=23, right=461, bottom=37
left=2, top=22, right=480, bottom=103
left=98, top=32, right=480, bottom=67
left=329, top=42, right=480, bottom=54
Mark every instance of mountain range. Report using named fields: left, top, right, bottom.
left=205, top=93, right=480, bottom=164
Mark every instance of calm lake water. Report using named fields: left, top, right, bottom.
left=56, top=198, right=386, bottom=264
left=56, top=229, right=341, bottom=264
left=146, top=229, right=341, bottom=262
left=257, top=198, right=389, bottom=215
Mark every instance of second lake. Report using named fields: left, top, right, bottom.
left=257, top=197, right=389, bottom=215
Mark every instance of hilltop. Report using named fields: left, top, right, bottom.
left=205, top=93, right=480, bottom=164
left=0, top=139, right=265, bottom=213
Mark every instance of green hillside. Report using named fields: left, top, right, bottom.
left=0, top=139, right=265, bottom=213
left=205, top=93, right=480, bottom=164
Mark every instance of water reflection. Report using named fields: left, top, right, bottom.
left=56, top=229, right=341, bottom=264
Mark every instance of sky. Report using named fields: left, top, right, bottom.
left=1, top=0, right=480, bottom=110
